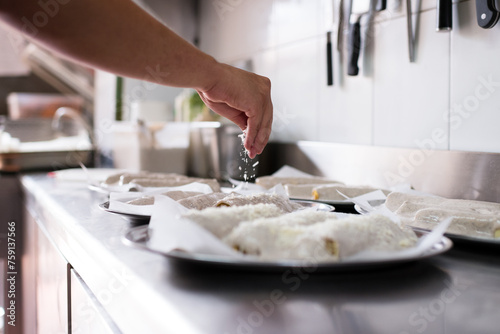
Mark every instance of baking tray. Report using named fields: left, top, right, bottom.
left=99, top=199, right=335, bottom=225
left=290, top=197, right=358, bottom=214
left=411, top=227, right=500, bottom=247
left=0, top=150, right=93, bottom=172
left=99, top=201, right=151, bottom=225
left=123, top=226, right=452, bottom=272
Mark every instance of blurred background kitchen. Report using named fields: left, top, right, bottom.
left=1, top=0, right=499, bottom=176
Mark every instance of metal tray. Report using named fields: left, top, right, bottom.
left=411, top=227, right=500, bottom=247
left=289, top=198, right=358, bottom=213
left=123, top=226, right=453, bottom=272
left=99, top=199, right=334, bottom=225
left=99, top=201, right=150, bottom=224
left=290, top=199, right=335, bottom=211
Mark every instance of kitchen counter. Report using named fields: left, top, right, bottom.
left=21, top=173, right=500, bottom=334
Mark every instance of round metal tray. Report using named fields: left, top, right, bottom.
left=123, top=226, right=453, bottom=273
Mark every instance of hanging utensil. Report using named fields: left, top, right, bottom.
left=327, top=31, right=334, bottom=86
left=436, top=0, right=452, bottom=31
left=347, top=17, right=362, bottom=76
left=406, top=0, right=415, bottom=62
left=476, top=0, right=500, bottom=28
left=376, top=0, right=387, bottom=11
left=337, top=0, right=345, bottom=53
left=347, top=0, right=371, bottom=76
left=326, top=0, right=339, bottom=86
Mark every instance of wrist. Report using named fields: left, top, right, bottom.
left=193, top=55, right=224, bottom=92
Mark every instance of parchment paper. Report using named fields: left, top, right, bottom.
left=146, top=190, right=451, bottom=263
left=108, top=182, right=214, bottom=216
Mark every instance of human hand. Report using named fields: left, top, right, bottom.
left=197, top=63, right=273, bottom=159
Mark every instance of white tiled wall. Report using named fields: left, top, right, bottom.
left=272, top=37, right=321, bottom=142
left=450, top=1, right=500, bottom=153
left=373, top=10, right=450, bottom=149
left=199, top=0, right=500, bottom=154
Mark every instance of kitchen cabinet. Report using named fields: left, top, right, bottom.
left=21, top=174, right=179, bottom=334
left=70, top=269, right=120, bottom=334
left=22, top=200, right=120, bottom=334
left=35, top=218, right=68, bottom=334
left=0, top=175, right=34, bottom=334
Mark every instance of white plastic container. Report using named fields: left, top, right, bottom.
left=130, top=100, right=173, bottom=123
left=111, top=122, right=141, bottom=171
left=140, top=122, right=189, bottom=174
left=111, top=121, right=189, bottom=174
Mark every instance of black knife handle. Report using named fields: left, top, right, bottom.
left=376, top=0, right=387, bottom=11
left=476, top=0, right=500, bottom=29
left=347, top=21, right=361, bottom=76
left=327, top=32, right=334, bottom=86
left=436, top=0, right=452, bottom=31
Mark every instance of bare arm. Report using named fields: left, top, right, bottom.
left=0, top=0, right=272, bottom=158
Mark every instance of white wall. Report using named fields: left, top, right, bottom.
left=198, top=0, right=500, bottom=154
left=121, top=0, right=198, bottom=120
left=94, top=0, right=197, bottom=165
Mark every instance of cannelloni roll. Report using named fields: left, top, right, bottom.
left=119, top=172, right=185, bottom=185
left=215, top=193, right=302, bottom=213
left=312, top=185, right=389, bottom=201
left=125, top=191, right=204, bottom=206
left=126, top=196, right=154, bottom=206
left=225, top=214, right=417, bottom=261
left=182, top=203, right=284, bottom=239
left=177, top=192, right=229, bottom=210
left=285, top=183, right=342, bottom=200
left=414, top=208, right=500, bottom=239
left=104, top=171, right=183, bottom=185
left=386, top=192, right=500, bottom=238
left=384, top=192, right=446, bottom=213
left=255, top=176, right=342, bottom=189
left=129, top=177, right=221, bottom=192
left=163, top=191, right=204, bottom=201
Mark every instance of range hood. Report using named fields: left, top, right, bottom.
left=21, top=43, right=94, bottom=104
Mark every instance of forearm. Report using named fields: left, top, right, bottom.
left=0, top=0, right=273, bottom=157
left=0, top=0, right=216, bottom=90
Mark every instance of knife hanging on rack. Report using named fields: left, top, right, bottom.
left=376, top=0, right=387, bottom=11
left=436, top=0, right=452, bottom=31
left=476, top=0, right=500, bottom=28
left=326, top=0, right=337, bottom=86
left=346, top=0, right=385, bottom=76
left=347, top=17, right=362, bottom=75
left=347, top=0, right=372, bottom=76
left=327, top=31, right=334, bottom=86
left=406, top=0, right=415, bottom=62
left=337, top=0, right=345, bottom=54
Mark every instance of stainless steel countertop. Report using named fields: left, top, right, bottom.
left=21, top=174, right=500, bottom=334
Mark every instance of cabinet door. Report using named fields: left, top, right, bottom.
left=0, top=175, right=27, bottom=334
left=70, top=269, right=121, bottom=334
left=36, top=225, right=69, bottom=334
left=20, top=208, right=37, bottom=334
